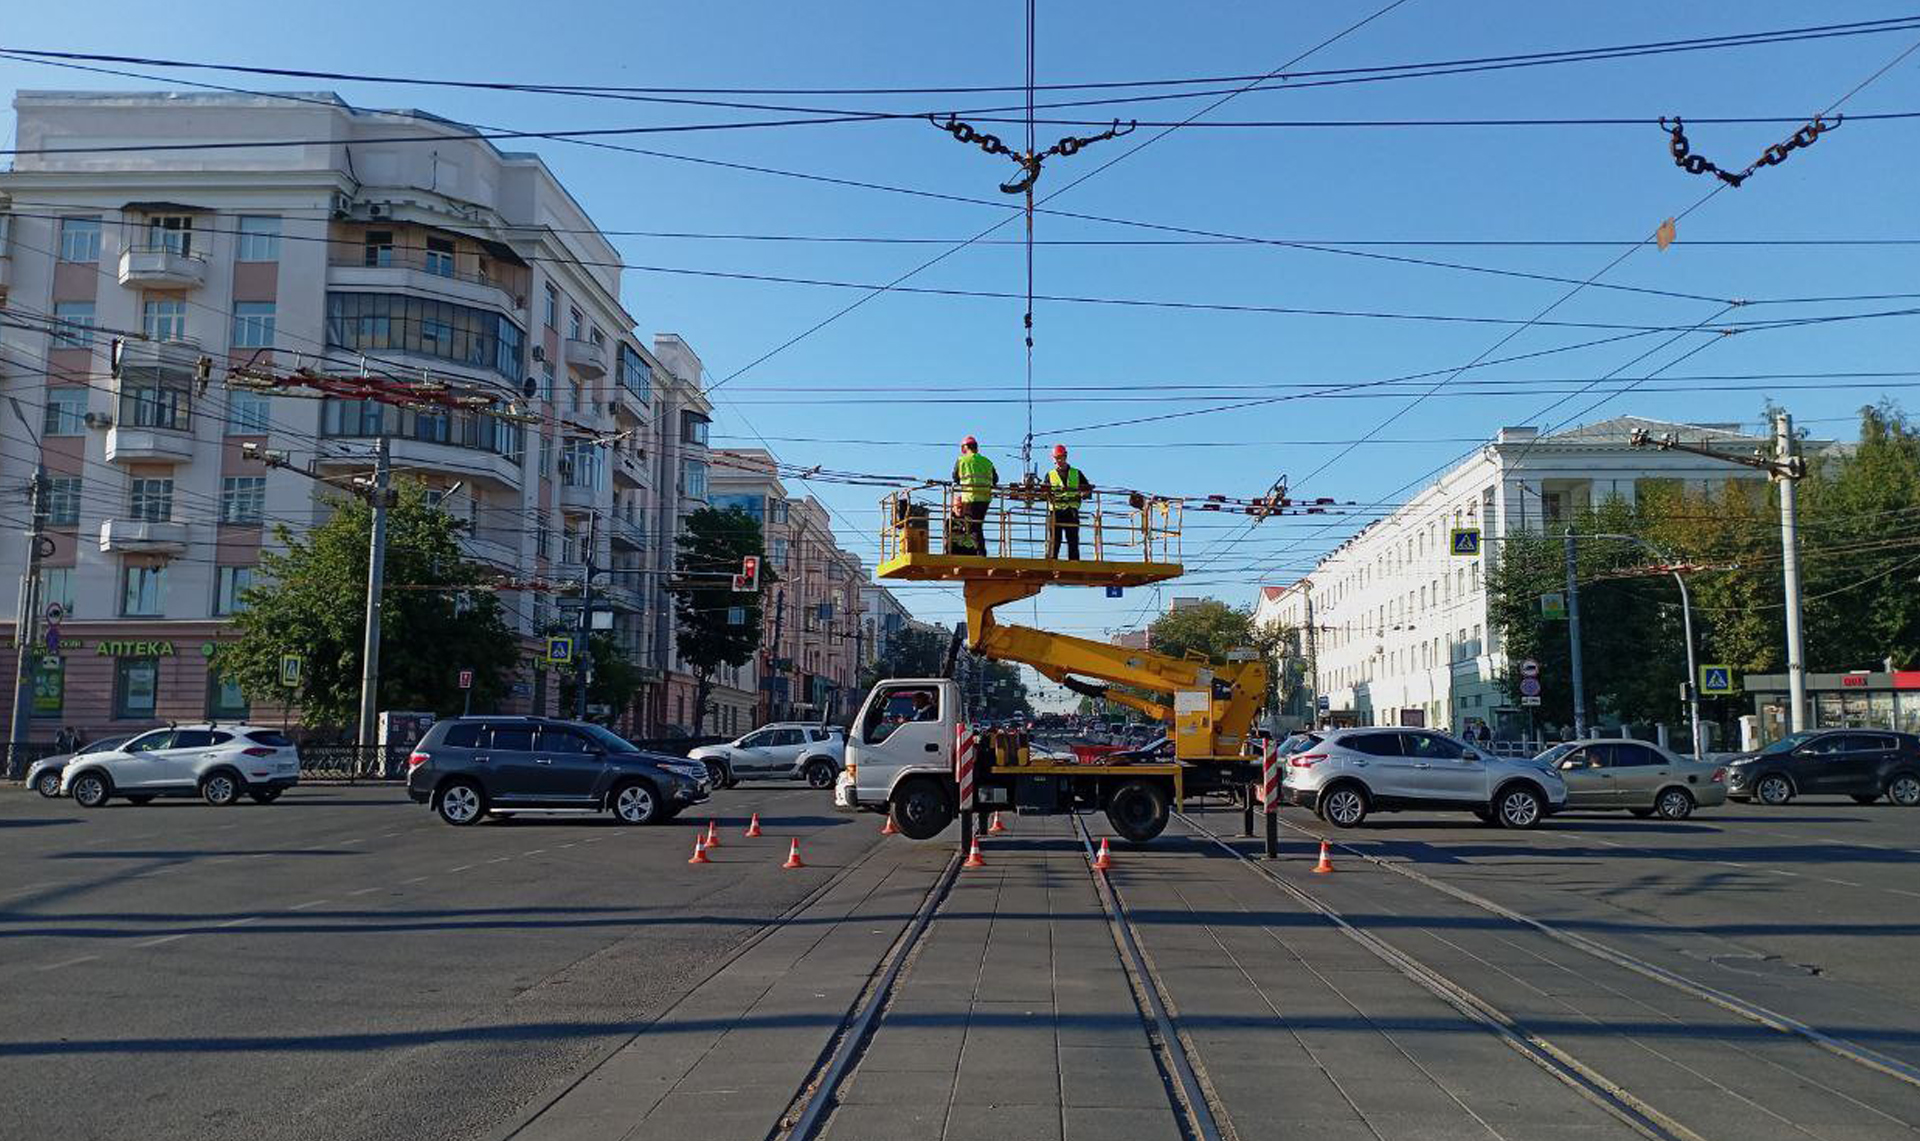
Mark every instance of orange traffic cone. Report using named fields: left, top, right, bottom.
left=1091, top=837, right=1112, bottom=871
left=744, top=813, right=763, bottom=838
left=988, top=812, right=1007, bottom=834
left=880, top=814, right=899, bottom=836
left=782, top=839, right=805, bottom=869
left=703, top=820, right=721, bottom=849
left=688, top=836, right=711, bottom=865
left=964, top=837, right=987, bottom=868
left=1312, top=839, right=1336, bottom=874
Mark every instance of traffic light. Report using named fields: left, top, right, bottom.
left=731, top=554, right=761, bottom=593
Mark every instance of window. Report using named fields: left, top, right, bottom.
left=59, top=217, right=102, bottom=262
left=221, top=477, right=265, bottom=524
left=534, top=513, right=551, bottom=560
left=129, top=478, right=174, bottom=522
left=681, top=412, right=710, bottom=446
left=772, top=537, right=790, bottom=568
left=539, top=361, right=555, bottom=404
left=489, top=723, right=536, bottom=752
left=113, top=659, right=162, bottom=719
left=44, top=387, right=88, bottom=435
left=568, top=307, right=582, bottom=340
left=682, top=459, right=708, bottom=500
left=231, top=301, right=276, bottom=348
left=443, top=723, right=483, bottom=748
left=227, top=390, right=271, bottom=434
left=142, top=297, right=188, bottom=342
left=236, top=216, right=281, bottom=261
left=364, top=230, right=395, bottom=267
left=538, top=726, right=596, bottom=753
left=122, top=382, right=192, bottom=431
left=215, top=565, right=255, bottom=614
left=41, top=567, right=76, bottom=615
left=544, top=284, right=558, bottom=328
left=143, top=215, right=195, bottom=256
left=617, top=344, right=650, bottom=400
left=770, top=498, right=790, bottom=524
left=1400, top=732, right=1465, bottom=760
left=424, top=236, right=455, bottom=277
left=1347, top=732, right=1403, bottom=757
left=46, top=476, right=82, bottom=525
left=325, top=292, right=524, bottom=379
left=206, top=676, right=250, bottom=719
left=52, top=302, right=96, bottom=349
left=123, top=565, right=167, bottom=616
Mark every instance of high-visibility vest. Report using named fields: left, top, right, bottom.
left=954, top=452, right=996, bottom=503
left=1047, top=466, right=1086, bottom=510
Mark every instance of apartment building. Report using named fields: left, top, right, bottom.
left=860, top=583, right=912, bottom=676
left=1254, top=418, right=1773, bottom=737
left=0, top=91, right=711, bottom=740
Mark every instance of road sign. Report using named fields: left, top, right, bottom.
left=1105, top=585, right=1124, bottom=598
left=1539, top=591, right=1567, bottom=620
left=1518, top=677, right=1543, bottom=698
left=1521, top=695, right=1542, bottom=707
left=44, top=625, right=60, bottom=653
left=1316, top=694, right=1331, bottom=711
left=1520, top=658, right=1540, bottom=678
left=45, top=602, right=64, bottom=623
left=1449, top=527, right=1482, bottom=556
left=546, top=636, right=574, bottom=665
left=457, top=668, right=474, bottom=690
left=1700, top=664, right=1736, bottom=695
left=279, top=653, right=303, bottom=688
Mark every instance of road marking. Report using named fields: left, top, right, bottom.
left=380, top=831, right=401, bottom=838
left=215, top=916, right=260, bottom=928
left=486, top=856, right=510, bottom=864
left=288, top=900, right=329, bottom=910
left=400, top=875, right=428, bottom=885
left=347, top=886, right=381, bottom=897
left=1767, top=869, right=1801, bottom=877
left=1820, top=878, right=1862, bottom=888
left=1890, top=888, right=1920, bottom=899
left=524, top=849, right=546, bottom=856
left=36, top=954, right=99, bottom=971
left=583, top=837, right=606, bottom=844
left=338, top=837, right=365, bottom=845
left=556, top=843, right=576, bottom=849
left=133, top=933, right=191, bottom=948
left=449, top=864, right=474, bottom=873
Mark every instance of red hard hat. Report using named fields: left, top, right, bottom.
left=962, top=435, right=978, bottom=447
left=1052, top=444, right=1068, bottom=458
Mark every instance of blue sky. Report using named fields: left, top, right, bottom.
left=4, top=1, right=1918, bottom=640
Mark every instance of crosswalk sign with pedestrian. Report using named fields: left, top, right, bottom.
left=1449, top=527, right=1481, bottom=556
left=1700, top=664, right=1735, bottom=695
left=546, top=636, right=574, bottom=665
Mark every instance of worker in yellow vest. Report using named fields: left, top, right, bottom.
left=951, top=435, right=998, bottom=555
left=1047, top=444, right=1094, bottom=560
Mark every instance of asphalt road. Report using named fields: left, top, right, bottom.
left=0, top=781, right=890, bottom=1141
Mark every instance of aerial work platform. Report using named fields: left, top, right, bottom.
left=875, top=485, right=1184, bottom=587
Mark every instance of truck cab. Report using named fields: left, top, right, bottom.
left=836, top=677, right=959, bottom=838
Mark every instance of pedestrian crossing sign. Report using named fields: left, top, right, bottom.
left=546, top=636, right=574, bottom=665
left=1700, top=664, right=1735, bottom=695
left=1450, top=527, right=1481, bottom=556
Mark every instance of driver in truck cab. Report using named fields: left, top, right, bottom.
left=866, top=688, right=939, bottom=744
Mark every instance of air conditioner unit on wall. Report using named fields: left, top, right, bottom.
left=83, top=411, right=113, bottom=430
left=330, top=192, right=354, bottom=219
left=366, top=202, right=392, bottom=220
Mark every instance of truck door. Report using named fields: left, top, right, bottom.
left=854, top=683, right=949, bottom=796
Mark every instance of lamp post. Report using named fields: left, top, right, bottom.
left=1588, top=533, right=1703, bottom=759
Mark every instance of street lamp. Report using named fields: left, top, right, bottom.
left=1587, top=533, right=1704, bottom=759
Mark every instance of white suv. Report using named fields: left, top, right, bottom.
left=61, top=724, right=301, bottom=808
left=1282, top=727, right=1565, bottom=829
left=689, top=723, right=846, bottom=788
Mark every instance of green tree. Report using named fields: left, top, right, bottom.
left=671, top=506, right=771, bottom=733
left=862, top=623, right=950, bottom=688
left=1145, top=598, right=1287, bottom=708
left=557, top=632, right=645, bottom=724
left=217, top=481, right=519, bottom=728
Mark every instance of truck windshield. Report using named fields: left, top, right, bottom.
left=864, top=688, right=939, bottom=744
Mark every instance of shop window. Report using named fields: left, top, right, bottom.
left=114, top=657, right=161, bottom=719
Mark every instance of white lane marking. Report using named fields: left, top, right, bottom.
left=36, top=954, right=99, bottom=971
left=400, top=876, right=428, bottom=885
left=556, top=843, right=576, bottom=849
left=448, top=864, right=474, bottom=873
left=338, top=837, right=365, bottom=845
left=486, top=856, right=510, bottom=864
left=134, top=933, right=191, bottom=948
left=525, top=849, right=546, bottom=856
left=1890, top=888, right=1920, bottom=899
left=288, top=900, right=329, bottom=910
left=583, top=837, right=606, bottom=844
left=215, top=916, right=260, bottom=928
left=347, top=887, right=381, bottom=897
left=380, top=831, right=401, bottom=838
left=1820, top=878, right=1862, bottom=888
left=1767, top=869, right=1801, bottom=877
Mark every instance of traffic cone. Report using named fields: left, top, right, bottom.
left=964, top=837, right=987, bottom=868
left=703, top=820, right=721, bottom=849
left=1312, top=840, right=1336, bottom=874
left=880, top=814, right=899, bottom=836
left=782, top=839, right=805, bottom=869
left=688, top=836, right=711, bottom=865
left=1091, top=837, right=1112, bottom=871
left=744, top=813, right=762, bottom=838
left=988, top=812, right=1007, bottom=834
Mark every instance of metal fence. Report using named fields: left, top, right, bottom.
left=297, top=744, right=409, bottom=781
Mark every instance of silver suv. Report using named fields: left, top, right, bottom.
left=1281, top=727, right=1566, bottom=829
left=688, top=723, right=846, bottom=788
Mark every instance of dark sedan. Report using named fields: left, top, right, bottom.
left=1725, top=728, right=1920, bottom=806
left=405, top=717, right=711, bottom=826
left=24, top=734, right=136, bottom=798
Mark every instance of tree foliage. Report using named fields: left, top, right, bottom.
left=862, top=623, right=950, bottom=688
left=671, top=506, right=772, bottom=733
left=557, top=632, right=645, bottom=723
left=217, top=481, right=519, bottom=728
left=1147, top=598, right=1287, bottom=707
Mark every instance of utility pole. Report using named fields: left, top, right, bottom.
left=575, top=510, right=598, bottom=721
left=1564, top=529, right=1588, bottom=739
left=770, top=588, right=786, bottom=723
left=356, top=435, right=392, bottom=754
left=1775, top=412, right=1808, bottom=732
left=7, top=467, right=49, bottom=775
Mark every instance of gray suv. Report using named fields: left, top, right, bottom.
left=405, top=717, right=710, bottom=826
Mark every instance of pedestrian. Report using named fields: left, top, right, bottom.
left=1045, top=444, right=1094, bottom=560
left=951, top=435, right=997, bottom=556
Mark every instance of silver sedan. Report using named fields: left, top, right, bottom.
left=1537, top=739, right=1727, bottom=819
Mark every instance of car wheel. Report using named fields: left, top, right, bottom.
left=1105, top=780, right=1170, bottom=843
left=200, top=771, right=242, bottom=806
left=1655, top=788, right=1694, bottom=820
left=34, top=770, right=64, bottom=798
left=1320, top=783, right=1368, bottom=828
left=610, top=780, right=661, bottom=825
left=436, top=780, right=486, bottom=826
left=703, top=760, right=731, bottom=788
left=1496, top=785, right=1545, bottom=829
left=804, top=759, right=837, bottom=789
left=1851, top=793, right=1881, bottom=805
left=1756, top=774, right=1794, bottom=806
left=70, top=772, right=110, bottom=808
left=126, top=795, right=157, bottom=806
left=890, top=777, right=955, bottom=840
left=1889, top=773, right=1920, bottom=807
left=249, top=790, right=283, bottom=805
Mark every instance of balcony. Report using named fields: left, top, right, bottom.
left=100, top=517, right=189, bottom=555
left=558, top=480, right=599, bottom=512
left=599, top=581, right=644, bottom=613
left=117, top=336, right=205, bottom=379
left=106, top=425, right=196, bottom=464
left=612, top=450, right=646, bottom=488
left=609, top=513, right=646, bottom=550
left=564, top=338, right=607, bottom=379
left=118, top=245, right=208, bottom=289
left=327, top=257, right=523, bottom=316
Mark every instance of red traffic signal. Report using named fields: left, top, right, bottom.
left=731, top=554, right=761, bottom=593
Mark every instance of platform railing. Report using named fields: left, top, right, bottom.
left=879, top=484, right=1182, bottom=566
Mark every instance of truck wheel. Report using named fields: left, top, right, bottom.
left=890, top=777, right=955, bottom=840
left=1105, top=780, right=1169, bottom=843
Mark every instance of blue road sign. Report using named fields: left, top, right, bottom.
left=1316, top=695, right=1330, bottom=711
left=1450, top=527, right=1482, bottom=556
left=1105, top=585, right=1124, bottom=598
left=1700, top=665, right=1735, bottom=694
left=547, top=636, right=574, bottom=665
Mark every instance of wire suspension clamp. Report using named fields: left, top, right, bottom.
left=929, top=114, right=1137, bottom=195
left=1659, top=113, right=1840, bottom=188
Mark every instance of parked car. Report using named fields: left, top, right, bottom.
left=25, top=734, right=135, bottom=798
left=405, top=716, right=710, bottom=826
left=688, top=722, right=846, bottom=789
left=1724, top=729, right=1920, bottom=806
left=1534, top=739, right=1727, bottom=819
left=1281, top=727, right=1567, bottom=829
left=61, top=725, right=300, bottom=808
